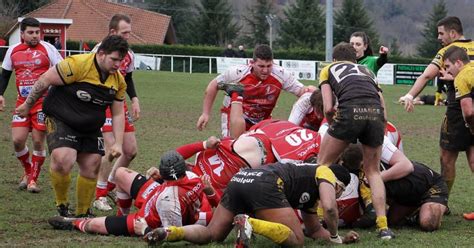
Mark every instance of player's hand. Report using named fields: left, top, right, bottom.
left=131, top=97, right=141, bottom=121
left=197, top=113, right=209, bottom=131
left=439, top=69, right=454, bottom=81
left=400, top=94, right=415, bottom=112
left=108, top=143, right=123, bottom=161
left=15, top=102, right=29, bottom=118
left=304, top=85, right=317, bottom=94
left=201, top=174, right=216, bottom=195
left=0, top=96, right=5, bottom=111
left=134, top=217, right=149, bottom=236
left=146, top=167, right=161, bottom=180
left=379, top=46, right=389, bottom=54
left=342, top=231, right=359, bottom=244
left=205, top=136, right=220, bottom=149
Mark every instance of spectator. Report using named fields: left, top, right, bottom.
left=54, top=37, right=62, bottom=50
left=223, top=44, right=235, bottom=57
left=236, top=45, right=246, bottom=58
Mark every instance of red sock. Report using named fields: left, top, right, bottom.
left=16, top=148, right=31, bottom=176
left=106, top=181, right=116, bottom=192
left=117, top=198, right=132, bottom=216
left=29, top=151, right=46, bottom=183
left=73, top=219, right=91, bottom=233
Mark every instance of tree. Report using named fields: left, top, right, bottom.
left=187, top=0, right=240, bottom=46
left=417, top=0, right=447, bottom=58
left=277, top=0, right=325, bottom=50
left=389, top=38, right=401, bottom=56
left=334, top=0, right=379, bottom=47
left=239, top=0, right=274, bottom=47
left=146, top=0, right=194, bottom=44
left=0, top=0, right=50, bottom=37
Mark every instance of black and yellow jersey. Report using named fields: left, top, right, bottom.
left=384, top=161, right=443, bottom=206
left=454, top=62, right=474, bottom=101
left=319, top=61, right=381, bottom=106
left=43, top=53, right=127, bottom=133
left=265, top=163, right=336, bottom=213
left=431, top=40, right=474, bottom=110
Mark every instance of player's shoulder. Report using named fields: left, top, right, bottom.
left=63, top=53, right=94, bottom=69
left=7, top=42, right=26, bottom=54
left=270, top=64, right=292, bottom=80
left=219, top=64, right=251, bottom=81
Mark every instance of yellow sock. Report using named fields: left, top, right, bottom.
left=166, top=226, right=185, bottom=241
left=76, top=175, right=97, bottom=215
left=317, top=205, right=324, bottom=219
left=359, top=181, right=373, bottom=206
left=435, top=92, right=442, bottom=105
left=248, top=217, right=291, bottom=244
left=445, top=178, right=455, bottom=195
left=376, top=216, right=388, bottom=231
left=50, top=169, right=71, bottom=206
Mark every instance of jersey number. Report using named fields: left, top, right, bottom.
left=208, top=154, right=224, bottom=176
left=285, top=129, right=313, bottom=146
left=331, top=64, right=375, bottom=83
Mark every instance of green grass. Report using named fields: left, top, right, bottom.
left=1, top=71, right=474, bottom=247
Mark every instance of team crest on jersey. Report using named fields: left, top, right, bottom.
left=299, top=192, right=310, bottom=204
left=35, top=59, right=42, bottom=65
left=76, top=90, right=92, bottom=102
left=19, top=86, right=33, bottom=97
left=37, top=111, right=45, bottom=124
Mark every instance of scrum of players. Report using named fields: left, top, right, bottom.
left=3, top=13, right=473, bottom=247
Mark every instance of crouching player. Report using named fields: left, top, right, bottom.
left=144, top=163, right=359, bottom=246
left=48, top=151, right=219, bottom=236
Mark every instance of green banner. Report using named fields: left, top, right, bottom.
left=394, top=64, right=434, bottom=86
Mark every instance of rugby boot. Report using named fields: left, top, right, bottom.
left=143, top=227, right=168, bottom=245
left=48, top=216, right=77, bottom=230
left=76, top=208, right=96, bottom=218
left=27, top=180, right=41, bottom=193
left=18, top=174, right=28, bottom=190
left=378, top=228, right=395, bottom=240
left=463, top=212, right=474, bottom=220
left=217, top=81, right=244, bottom=97
left=93, top=197, right=113, bottom=211
left=57, top=203, right=75, bottom=217
left=234, top=214, right=253, bottom=248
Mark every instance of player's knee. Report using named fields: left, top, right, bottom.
left=123, top=147, right=137, bottom=161
left=32, top=140, right=44, bottom=151
left=12, top=138, right=26, bottom=150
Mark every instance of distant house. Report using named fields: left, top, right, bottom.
left=6, top=0, right=176, bottom=48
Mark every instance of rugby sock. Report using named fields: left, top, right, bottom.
left=106, top=181, right=116, bottom=192
left=435, top=92, right=442, bottom=106
left=29, top=150, right=46, bottom=182
left=165, top=226, right=185, bottom=241
left=15, top=147, right=31, bottom=175
left=359, top=180, right=373, bottom=206
left=231, top=92, right=243, bottom=103
left=76, top=175, right=97, bottom=215
left=50, top=169, right=71, bottom=206
left=248, top=217, right=292, bottom=244
left=96, top=180, right=108, bottom=199
left=116, top=191, right=132, bottom=216
left=446, top=179, right=455, bottom=194
left=376, top=216, right=388, bottom=231
left=73, top=219, right=92, bottom=233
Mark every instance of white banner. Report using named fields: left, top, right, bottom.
left=376, top=63, right=394, bottom=85
left=134, top=54, right=161, bottom=71
left=216, top=57, right=248, bottom=73
left=281, top=60, right=317, bottom=80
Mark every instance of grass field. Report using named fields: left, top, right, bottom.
left=1, top=70, right=474, bottom=247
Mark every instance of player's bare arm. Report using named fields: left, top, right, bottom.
left=401, top=64, right=439, bottom=112
left=460, top=97, right=474, bottom=133
left=321, top=84, right=335, bottom=124
left=381, top=149, right=414, bottom=182
left=16, top=67, right=63, bottom=117
left=197, top=79, right=219, bottom=130
left=109, top=100, right=125, bottom=160
left=318, top=182, right=339, bottom=238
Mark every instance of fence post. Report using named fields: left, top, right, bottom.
left=171, top=56, right=174, bottom=72
left=190, top=57, right=193, bottom=74
left=209, top=58, right=212, bottom=74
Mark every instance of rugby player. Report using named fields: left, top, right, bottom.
left=144, top=163, right=359, bottom=246
left=16, top=35, right=128, bottom=217
left=48, top=151, right=218, bottom=236
left=400, top=16, right=474, bottom=196
left=196, top=44, right=314, bottom=138
left=288, top=90, right=324, bottom=131
left=92, top=14, right=141, bottom=211
left=0, top=17, right=62, bottom=193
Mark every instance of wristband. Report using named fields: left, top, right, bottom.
left=330, top=234, right=343, bottom=244
left=404, top=93, right=414, bottom=101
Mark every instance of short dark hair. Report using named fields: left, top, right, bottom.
left=340, top=143, right=363, bottom=173
left=109, top=14, right=131, bottom=31
left=253, top=44, right=273, bottom=61
left=437, top=16, right=463, bottom=34
left=21, top=17, right=40, bottom=31
left=350, top=31, right=373, bottom=56
left=97, top=35, right=129, bottom=58
left=309, top=89, right=323, bottom=114
left=333, top=42, right=357, bottom=62
left=444, top=46, right=470, bottom=64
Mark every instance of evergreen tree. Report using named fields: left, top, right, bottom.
left=277, top=0, right=325, bottom=50
left=417, top=0, right=447, bottom=58
left=389, top=38, right=401, bottom=56
left=239, top=0, right=274, bottom=47
left=188, top=0, right=240, bottom=46
left=146, top=0, right=194, bottom=44
left=334, top=0, right=379, bottom=47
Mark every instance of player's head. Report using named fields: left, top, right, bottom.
left=329, top=164, right=351, bottom=198
left=437, top=16, right=463, bottom=46
left=252, top=44, right=273, bottom=80
left=96, top=35, right=129, bottom=74
left=340, top=143, right=363, bottom=173
left=443, top=46, right=470, bottom=77
left=309, top=89, right=324, bottom=118
left=20, top=17, right=41, bottom=47
left=333, top=42, right=357, bottom=63
left=159, top=150, right=187, bottom=180
left=350, top=31, right=373, bottom=58
left=109, top=14, right=132, bottom=41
